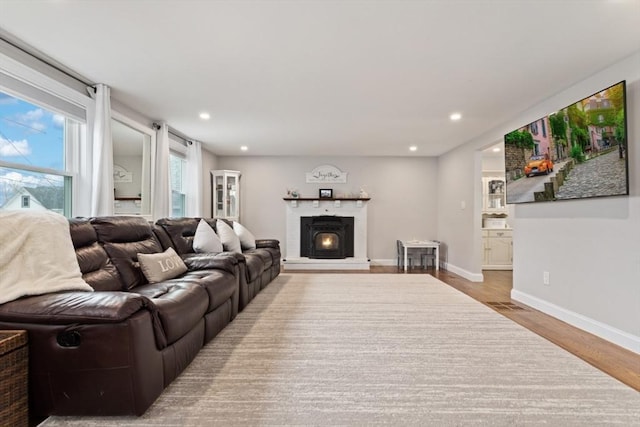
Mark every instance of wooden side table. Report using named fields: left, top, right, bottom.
left=0, top=330, right=28, bottom=427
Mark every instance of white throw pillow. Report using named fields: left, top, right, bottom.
left=216, top=219, right=242, bottom=253
left=233, top=221, right=256, bottom=250
left=138, top=247, right=188, bottom=284
left=193, top=219, right=223, bottom=253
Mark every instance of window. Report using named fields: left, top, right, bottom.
left=0, top=90, right=82, bottom=217
left=169, top=152, right=186, bottom=217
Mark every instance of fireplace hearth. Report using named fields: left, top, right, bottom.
left=300, top=216, right=354, bottom=259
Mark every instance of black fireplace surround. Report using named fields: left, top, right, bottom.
left=300, top=216, right=354, bottom=259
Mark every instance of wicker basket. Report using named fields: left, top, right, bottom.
left=0, top=330, right=28, bottom=427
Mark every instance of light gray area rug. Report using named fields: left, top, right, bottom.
left=42, top=274, right=640, bottom=426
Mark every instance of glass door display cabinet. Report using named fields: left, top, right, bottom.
left=482, top=176, right=507, bottom=213
left=211, top=170, right=241, bottom=221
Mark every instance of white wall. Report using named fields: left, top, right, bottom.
left=481, top=146, right=505, bottom=173
left=437, top=144, right=484, bottom=280
left=438, top=51, right=640, bottom=353
left=201, top=148, right=218, bottom=217
left=215, top=156, right=438, bottom=262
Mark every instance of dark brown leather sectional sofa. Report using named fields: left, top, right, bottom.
left=0, top=216, right=280, bottom=416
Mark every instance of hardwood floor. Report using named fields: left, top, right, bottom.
left=284, top=266, right=640, bottom=392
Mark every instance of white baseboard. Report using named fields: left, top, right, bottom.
left=372, top=259, right=485, bottom=282
left=443, top=262, right=484, bottom=282
left=512, top=289, right=640, bottom=355
left=369, top=258, right=396, bottom=266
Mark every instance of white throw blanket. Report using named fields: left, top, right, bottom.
left=0, top=210, right=93, bottom=305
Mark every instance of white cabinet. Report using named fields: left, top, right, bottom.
left=482, top=176, right=507, bottom=213
left=211, top=170, right=241, bottom=221
left=482, top=229, right=512, bottom=270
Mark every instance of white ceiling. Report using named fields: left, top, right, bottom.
left=1, top=0, right=639, bottom=157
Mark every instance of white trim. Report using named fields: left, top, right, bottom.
left=0, top=159, right=73, bottom=177
left=369, top=258, right=396, bottom=266
left=512, top=289, right=640, bottom=354
left=0, top=41, right=90, bottom=113
left=443, top=262, right=484, bottom=282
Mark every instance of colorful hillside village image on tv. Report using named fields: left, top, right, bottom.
left=504, top=81, right=629, bottom=204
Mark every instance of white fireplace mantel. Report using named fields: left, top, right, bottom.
left=283, top=198, right=370, bottom=270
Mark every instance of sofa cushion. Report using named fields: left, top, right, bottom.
left=233, top=221, right=256, bottom=250
left=138, top=248, right=188, bottom=284
left=216, top=219, right=242, bottom=253
left=92, top=217, right=164, bottom=290
left=178, top=270, right=237, bottom=312
left=193, top=219, right=223, bottom=253
left=260, top=247, right=281, bottom=265
left=244, top=248, right=273, bottom=269
left=130, top=282, right=208, bottom=345
left=154, top=217, right=200, bottom=255
left=69, top=218, right=123, bottom=292
left=242, top=253, right=266, bottom=283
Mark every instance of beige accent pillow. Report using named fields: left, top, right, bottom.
left=233, top=221, right=256, bottom=250
left=138, top=247, right=188, bottom=284
left=216, top=219, right=242, bottom=253
left=193, top=219, right=223, bottom=253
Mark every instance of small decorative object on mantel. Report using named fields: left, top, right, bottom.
left=319, top=188, right=333, bottom=199
left=286, top=188, right=300, bottom=198
left=359, top=188, right=369, bottom=198
left=306, top=164, right=347, bottom=183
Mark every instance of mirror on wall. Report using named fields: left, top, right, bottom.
left=112, top=118, right=152, bottom=216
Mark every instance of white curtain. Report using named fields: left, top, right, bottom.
left=89, top=84, right=114, bottom=216
left=185, top=140, right=203, bottom=217
left=153, top=123, right=171, bottom=220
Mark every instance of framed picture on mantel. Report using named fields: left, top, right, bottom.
left=319, top=189, right=333, bottom=199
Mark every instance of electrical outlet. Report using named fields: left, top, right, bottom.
left=543, top=271, right=550, bottom=286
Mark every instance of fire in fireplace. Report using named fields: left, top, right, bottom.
left=300, top=216, right=354, bottom=259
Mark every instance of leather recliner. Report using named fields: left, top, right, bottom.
left=0, top=216, right=252, bottom=416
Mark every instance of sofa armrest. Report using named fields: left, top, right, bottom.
left=0, top=291, right=149, bottom=324
left=255, top=239, right=280, bottom=249
left=181, top=253, right=238, bottom=275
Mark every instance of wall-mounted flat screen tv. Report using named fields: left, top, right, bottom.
left=504, top=80, right=628, bottom=204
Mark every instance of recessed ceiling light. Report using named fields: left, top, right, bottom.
left=409, top=145, right=418, bottom=152
left=240, top=146, right=248, bottom=151
left=492, top=147, right=501, bottom=152
left=450, top=112, right=462, bottom=121
left=199, top=112, right=210, bottom=120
